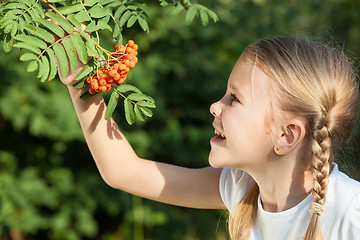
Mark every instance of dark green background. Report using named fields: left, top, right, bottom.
left=1, top=0, right=360, bottom=239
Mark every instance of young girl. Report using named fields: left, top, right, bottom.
left=60, top=37, right=360, bottom=239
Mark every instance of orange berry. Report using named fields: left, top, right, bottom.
left=99, top=86, right=107, bottom=92
left=99, top=79, right=107, bottom=86
left=133, top=50, right=138, bottom=56
left=125, top=67, right=130, bottom=73
left=89, top=88, right=96, bottom=94
left=127, top=40, right=135, bottom=47
left=126, top=47, right=133, bottom=54
left=124, top=59, right=130, bottom=67
left=117, top=45, right=125, bottom=53
left=91, top=82, right=99, bottom=90
left=126, top=53, right=134, bottom=60
left=132, top=44, right=138, bottom=51
left=134, top=57, right=138, bottom=64
left=119, top=64, right=126, bottom=71
left=112, top=63, right=120, bottom=71
left=86, top=76, right=92, bottom=84
left=113, top=73, right=121, bottom=81
left=106, top=84, right=112, bottom=91
left=129, top=60, right=135, bottom=69
left=118, top=78, right=126, bottom=85
left=109, top=70, right=117, bottom=78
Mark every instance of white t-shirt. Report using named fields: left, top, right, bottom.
left=219, top=164, right=360, bottom=240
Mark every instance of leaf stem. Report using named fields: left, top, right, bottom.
left=40, top=0, right=66, bottom=19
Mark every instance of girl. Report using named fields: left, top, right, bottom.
left=60, top=37, right=360, bottom=239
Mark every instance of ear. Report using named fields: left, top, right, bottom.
left=274, top=119, right=306, bottom=155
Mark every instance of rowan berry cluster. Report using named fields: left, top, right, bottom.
left=86, top=40, right=139, bottom=94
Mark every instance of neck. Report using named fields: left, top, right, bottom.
left=247, top=154, right=313, bottom=212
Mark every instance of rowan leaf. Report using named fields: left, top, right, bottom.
left=71, top=34, right=88, bottom=64
left=68, top=15, right=82, bottom=33
left=114, top=5, right=126, bottom=20
left=45, top=12, right=74, bottom=34
left=14, top=34, right=47, bottom=49
left=88, top=5, right=109, bottom=18
left=80, top=32, right=98, bottom=57
left=199, top=10, right=209, bottom=26
left=84, top=0, right=98, bottom=7
left=46, top=48, right=57, bottom=81
left=139, top=106, right=153, bottom=117
left=75, top=65, right=94, bottom=81
left=24, top=24, right=55, bottom=43
left=185, top=6, right=197, bottom=25
left=27, top=60, right=38, bottom=72
left=105, top=90, right=120, bottom=120
left=13, top=42, right=41, bottom=54
left=120, top=10, right=131, bottom=26
left=124, top=98, right=135, bottom=125
left=85, top=21, right=99, bottom=32
left=137, top=100, right=156, bottom=108
left=36, top=18, right=65, bottom=38
left=62, top=37, right=78, bottom=72
left=53, top=42, right=69, bottom=79
left=20, top=53, right=37, bottom=61
left=137, top=16, right=149, bottom=32
left=127, top=15, right=137, bottom=28
left=39, top=55, right=50, bottom=82
left=3, top=35, right=13, bottom=52
left=57, top=3, right=83, bottom=15
left=134, top=104, right=145, bottom=121
left=74, top=10, right=92, bottom=22
left=117, top=84, right=142, bottom=93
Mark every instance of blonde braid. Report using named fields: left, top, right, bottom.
left=304, top=117, right=333, bottom=240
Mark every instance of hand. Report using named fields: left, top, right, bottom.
left=56, top=57, right=87, bottom=86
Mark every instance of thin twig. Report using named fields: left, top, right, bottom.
left=40, top=0, right=66, bottom=19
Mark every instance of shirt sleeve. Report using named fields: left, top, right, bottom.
left=219, top=168, right=255, bottom=216
left=341, top=194, right=360, bottom=239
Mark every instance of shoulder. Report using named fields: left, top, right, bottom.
left=219, top=168, right=255, bottom=215
left=324, top=164, right=360, bottom=238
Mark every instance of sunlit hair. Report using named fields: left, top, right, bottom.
left=228, top=37, right=359, bottom=240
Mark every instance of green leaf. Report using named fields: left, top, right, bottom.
left=75, top=65, right=94, bottom=81
left=127, top=93, right=154, bottom=102
left=27, top=60, right=38, bottom=72
left=39, top=55, right=50, bottom=82
left=74, top=10, right=92, bottom=22
left=6, top=3, right=27, bottom=9
left=137, top=16, right=149, bottom=32
left=62, top=37, right=78, bottom=72
left=24, top=24, right=55, bottom=43
left=105, top=90, right=120, bottom=120
left=199, top=10, right=209, bottom=26
left=57, top=3, right=83, bottom=15
left=120, top=10, right=131, bottom=26
left=46, top=48, right=57, bottom=81
left=98, top=0, right=114, bottom=6
left=117, top=84, right=142, bottom=93
left=185, top=6, right=197, bottom=25
left=3, top=36, right=13, bottom=53
left=124, top=98, right=135, bottom=125
left=14, top=34, right=47, bottom=49
left=71, top=34, right=88, bottom=64
left=134, top=104, right=145, bottom=121
left=114, top=5, right=126, bottom=20
left=4, top=21, right=15, bottom=34
left=36, top=18, right=65, bottom=38
left=139, top=106, right=153, bottom=117
left=127, top=15, right=137, bottom=28
left=85, top=21, right=99, bottom=32
left=80, top=32, right=98, bottom=57
left=88, top=5, right=109, bottom=18
left=53, top=42, right=69, bottom=79
left=206, top=9, right=218, bottom=22
left=13, top=42, right=41, bottom=54
left=137, top=100, right=156, bottom=108
left=10, top=21, right=18, bottom=36
left=68, top=15, right=82, bottom=33
left=73, top=78, right=86, bottom=88
left=168, top=4, right=183, bottom=17
left=45, top=12, right=74, bottom=34
left=20, top=53, right=38, bottom=61
left=84, top=0, right=98, bottom=7
left=97, top=21, right=112, bottom=31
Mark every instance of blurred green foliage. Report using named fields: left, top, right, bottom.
left=1, top=0, right=360, bottom=239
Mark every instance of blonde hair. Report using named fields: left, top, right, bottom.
left=229, top=37, right=359, bottom=240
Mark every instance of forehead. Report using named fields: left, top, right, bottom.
left=228, top=59, right=270, bottom=99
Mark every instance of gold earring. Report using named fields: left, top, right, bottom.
left=275, top=147, right=280, bottom=152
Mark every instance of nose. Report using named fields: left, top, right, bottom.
left=210, top=101, right=222, bottom=118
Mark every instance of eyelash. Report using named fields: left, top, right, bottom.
left=230, top=93, right=240, bottom=103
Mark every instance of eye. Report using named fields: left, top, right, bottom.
left=230, top=93, right=240, bottom=104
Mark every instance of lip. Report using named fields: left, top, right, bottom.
left=211, top=122, right=226, bottom=143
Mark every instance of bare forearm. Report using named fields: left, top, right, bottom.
left=67, top=85, right=138, bottom=185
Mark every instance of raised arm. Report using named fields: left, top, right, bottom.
left=63, top=66, right=225, bottom=209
